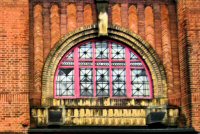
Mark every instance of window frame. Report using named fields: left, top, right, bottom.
left=54, top=39, right=153, bottom=99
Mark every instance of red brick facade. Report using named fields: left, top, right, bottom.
left=0, top=0, right=30, bottom=133
left=0, top=0, right=200, bottom=133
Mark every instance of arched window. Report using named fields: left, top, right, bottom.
left=55, top=40, right=153, bottom=99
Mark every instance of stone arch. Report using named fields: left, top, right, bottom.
left=42, top=25, right=167, bottom=105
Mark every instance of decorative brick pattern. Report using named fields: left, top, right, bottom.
left=77, top=1, right=84, bottom=28
left=177, top=0, right=191, bottom=127
left=121, top=3, right=128, bottom=28
left=128, top=5, right=138, bottom=34
left=168, top=4, right=181, bottom=106
left=67, top=4, right=77, bottom=33
left=1, top=0, right=200, bottom=132
left=112, top=4, right=122, bottom=26
left=145, top=6, right=155, bottom=49
left=50, top=4, right=61, bottom=48
left=185, top=0, right=200, bottom=131
left=91, top=2, right=97, bottom=24
left=137, top=4, right=145, bottom=39
left=43, top=1, right=51, bottom=61
left=84, top=4, right=93, bottom=26
left=33, top=4, right=43, bottom=105
left=60, top=1, right=67, bottom=37
left=161, top=5, right=173, bottom=100
left=153, top=3, right=163, bottom=61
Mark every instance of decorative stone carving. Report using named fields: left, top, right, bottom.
left=98, top=12, right=108, bottom=36
left=96, top=0, right=109, bottom=36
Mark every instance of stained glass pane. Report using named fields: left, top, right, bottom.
left=95, top=41, right=109, bottom=59
left=112, top=69, right=126, bottom=96
left=112, top=43, right=125, bottom=59
left=130, top=51, right=139, bottom=60
left=131, top=69, right=150, bottom=97
left=96, top=69, right=109, bottom=96
left=56, top=69, right=74, bottom=96
left=80, top=68, right=93, bottom=96
left=79, top=42, right=92, bottom=59
left=66, top=51, right=74, bottom=59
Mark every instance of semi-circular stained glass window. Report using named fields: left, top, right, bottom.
left=55, top=40, right=153, bottom=99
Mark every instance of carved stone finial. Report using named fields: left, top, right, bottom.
left=95, top=0, right=109, bottom=36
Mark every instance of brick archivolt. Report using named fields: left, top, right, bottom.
left=42, top=25, right=167, bottom=106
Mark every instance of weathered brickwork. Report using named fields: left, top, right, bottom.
left=0, top=0, right=200, bottom=133
left=128, top=5, right=138, bottom=34
left=177, top=0, right=191, bottom=128
left=84, top=4, right=93, bottom=26
left=177, top=0, right=200, bottom=131
left=33, top=4, right=43, bottom=106
left=169, top=4, right=180, bottom=107
left=153, top=3, right=163, bottom=60
left=112, top=4, right=122, bottom=26
left=161, top=5, right=174, bottom=104
left=50, top=4, right=60, bottom=49
left=145, top=6, right=155, bottom=49
left=0, top=0, right=29, bottom=133
left=185, top=0, right=200, bottom=131
left=67, top=4, right=77, bottom=33
left=137, top=4, right=145, bottom=39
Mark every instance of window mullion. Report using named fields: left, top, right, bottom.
left=109, top=42, right=112, bottom=97
left=74, top=47, right=80, bottom=98
left=125, top=48, right=131, bottom=98
left=92, top=41, right=96, bottom=97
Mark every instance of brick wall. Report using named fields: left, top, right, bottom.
left=177, top=0, right=191, bottom=127
left=185, top=0, right=200, bottom=131
left=0, top=0, right=29, bottom=133
left=29, top=0, right=183, bottom=125
left=177, top=0, right=200, bottom=131
left=0, top=0, right=199, bottom=133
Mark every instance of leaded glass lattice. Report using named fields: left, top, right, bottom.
left=131, top=69, right=150, bottom=97
left=112, top=69, right=126, bottom=96
left=66, top=51, right=74, bottom=59
left=56, top=69, right=74, bottom=96
left=112, top=43, right=125, bottom=59
left=130, top=51, right=138, bottom=60
left=80, top=68, right=93, bottom=96
left=79, top=42, right=92, bottom=59
left=55, top=40, right=152, bottom=99
left=95, top=41, right=109, bottom=59
left=96, top=69, right=109, bottom=96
